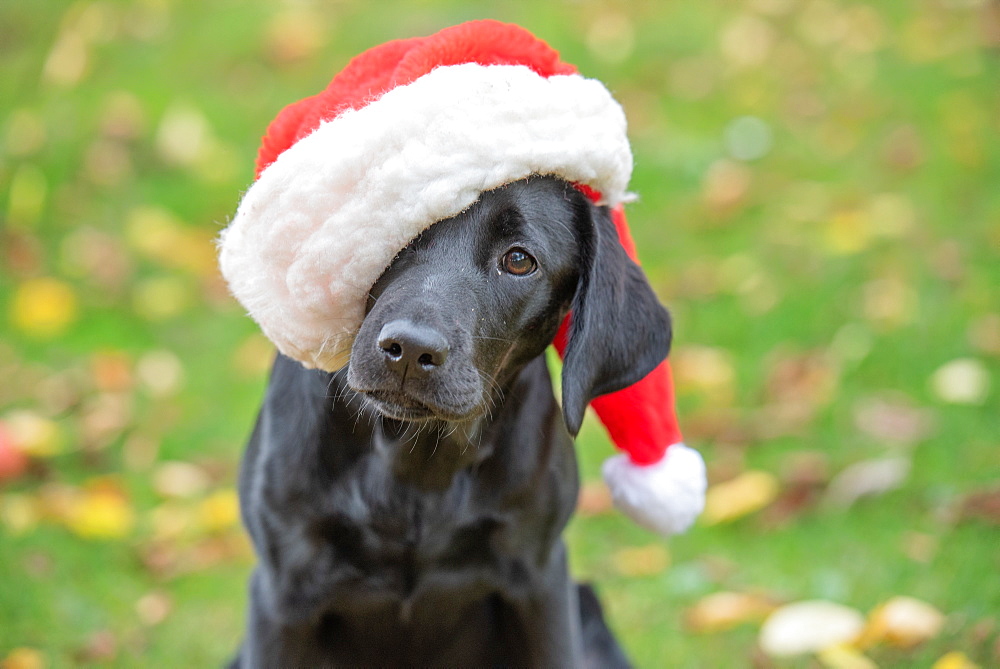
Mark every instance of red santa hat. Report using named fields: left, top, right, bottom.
left=218, top=20, right=705, bottom=536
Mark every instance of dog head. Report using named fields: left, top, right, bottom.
left=346, top=176, right=671, bottom=432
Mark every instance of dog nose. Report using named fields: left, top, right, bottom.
left=377, top=320, right=449, bottom=374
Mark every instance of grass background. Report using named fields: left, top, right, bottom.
left=1, top=0, right=998, bottom=666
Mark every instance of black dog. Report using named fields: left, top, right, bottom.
left=232, top=176, right=671, bottom=667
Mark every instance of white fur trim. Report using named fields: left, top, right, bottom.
left=218, top=63, right=632, bottom=371
left=602, top=443, right=706, bottom=536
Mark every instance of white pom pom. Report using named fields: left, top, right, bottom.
left=601, top=443, right=706, bottom=536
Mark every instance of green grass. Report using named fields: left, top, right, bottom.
left=1, top=1, right=998, bottom=666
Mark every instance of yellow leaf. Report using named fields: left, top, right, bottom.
left=673, top=345, right=736, bottom=403
left=10, top=277, right=77, bottom=337
left=264, top=9, right=326, bottom=64
left=65, top=489, right=135, bottom=539
left=132, top=276, right=189, bottom=321
left=198, top=489, right=239, bottom=533
left=932, top=651, right=980, bottom=669
left=817, top=643, right=877, bottom=669
left=824, top=210, right=872, bottom=255
left=0, top=494, right=40, bottom=535
left=153, top=461, right=210, bottom=498
left=760, top=600, right=865, bottom=657
left=685, top=591, right=776, bottom=633
left=860, top=596, right=945, bottom=649
left=611, top=544, right=670, bottom=577
left=702, top=470, right=779, bottom=525
left=930, top=358, right=990, bottom=406
left=2, top=410, right=62, bottom=457
left=1, top=647, right=45, bottom=669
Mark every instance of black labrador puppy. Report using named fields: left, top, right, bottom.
left=232, top=176, right=671, bottom=667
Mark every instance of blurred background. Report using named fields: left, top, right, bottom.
left=1, top=1, right=998, bottom=667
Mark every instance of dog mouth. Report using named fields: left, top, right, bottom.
left=361, top=389, right=474, bottom=422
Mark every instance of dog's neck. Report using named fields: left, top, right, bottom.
left=373, top=416, right=489, bottom=491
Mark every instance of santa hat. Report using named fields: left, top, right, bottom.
left=218, top=20, right=705, bottom=536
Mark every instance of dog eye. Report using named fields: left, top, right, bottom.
left=501, top=248, right=537, bottom=276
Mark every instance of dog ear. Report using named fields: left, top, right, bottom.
left=561, top=202, right=672, bottom=436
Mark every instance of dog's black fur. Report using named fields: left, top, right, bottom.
left=232, top=176, right=671, bottom=667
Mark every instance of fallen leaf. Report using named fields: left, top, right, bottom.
left=64, top=486, right=135, bottom=539
left=762, top=451, right=829, bottom=526
left=853, top=395, right=934, bottom=445
left=822, top=457, right=910, bottom=508
left=702, top=159, right=752, bottom=215
left=2, top=410, right=62, bottom=457
left=3, top=230, right=44, bottom=277
left=702, top=470, right=780, bottom=525
left=90, top=352, right=133, bottom=392
left=153, top=461, right=211, bottom=499
left=38, top=483, right=79, bottom=520
left=0, top=423, right=30, bottom=481
left=959, top=488, right=1000, bottom=526
left=817, top=643, right=877, bottom=669
left=585, top=12, right=636, bottom=64
left=824, top=210, right=873, bottom=255
left=932, top=651, right=981, bottom=669
left=155, top=103, right=210, bottom=167
left=759, top=600, right=865, bottom=657
left=75, top=630, right=116, bottom=663
left=719, top=14, right=775, bottom=67
left=860, top=596, right=945, bottom=648
left=136, top=590, right=172, bottom=626
left=685, top=591, right=777, bottom=632
left=930, top=358, right=991, bottom=405
left=263, top=10, right=326, bottom=65
left=611, top=544, right=670, bottom=577
left=758, top=350, right=839, bottom=436
left=136, top=350, right=184, bottom=397
left=866, top=192, right=915, bottom=238
left=673, top=345, right=736, bottom=403
left=0, top=647, right=45, bottom=669
left=132, top=276, right=190, bottom=321
left=10, top=277, right=78, bottom=337
left=198, top=489, right=240, bottom=533
left=0, top=494, right=40, bottom=534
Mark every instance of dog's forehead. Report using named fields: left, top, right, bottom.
left=394, top=178, right=582, bottom=268
left=469, top=179, right=579, bottom=242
